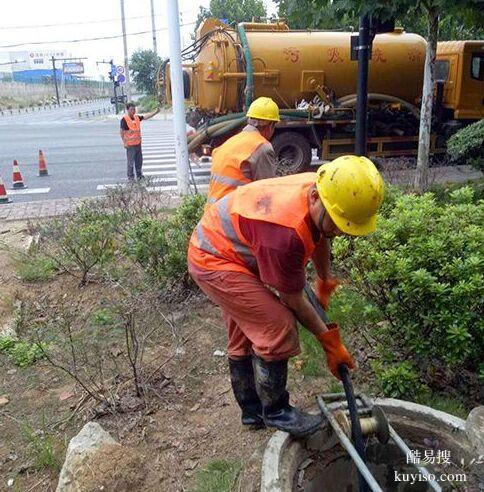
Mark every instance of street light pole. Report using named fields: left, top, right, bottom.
left=150, top=0, right=158, bottom=54
left=120, top=0, right=132, bottom=101
left=167, top=0, right=190, bottom=195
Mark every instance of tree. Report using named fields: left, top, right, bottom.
left=129, top=49, right=164, bottom=95
left=195, top=0, right=267, bottom=33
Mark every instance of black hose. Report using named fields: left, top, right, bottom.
left=339, top=364, right=369, bottom=492
left=304, top=283, right=368, bottom=492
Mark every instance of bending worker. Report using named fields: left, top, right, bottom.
left=206, top=96, right=279, bottom=207
left=188, top=156, right=384, bottom=437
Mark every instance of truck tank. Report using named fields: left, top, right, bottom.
left=173, top=18, right=427, bottom=115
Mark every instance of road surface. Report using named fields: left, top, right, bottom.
left=0, top=100, right=210, bottom=203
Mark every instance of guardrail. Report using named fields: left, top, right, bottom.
left=0, top=97, right=111, bottom=117
left=78, top=106, right=115, bottom=118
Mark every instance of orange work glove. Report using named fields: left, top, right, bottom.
left=315, top=277, right=340, bottom=310
left=317, top=323, right=355, bottom=379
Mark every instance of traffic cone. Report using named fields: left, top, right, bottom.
left=0, top=175, right=11, bottom=203
left=38, top=150, right=48, bottom=176
left=12, top=160, right=27, bottom=189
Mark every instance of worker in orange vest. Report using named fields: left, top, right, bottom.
left=188, top=156, right=384, bottom=437
left=206, top=96, right=279, bottom=207
left=120, top=102, right=160, bottom=181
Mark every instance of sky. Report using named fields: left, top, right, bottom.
left=0, top=0, right=277, bottom=78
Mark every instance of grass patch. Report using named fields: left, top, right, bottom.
left=193, top=460, right=242, bottom=492
left=17, top=255, right=56, bottom=282
left=21, top=420, right=63, bottom=471
left=418, top=394, right=468, bottom=419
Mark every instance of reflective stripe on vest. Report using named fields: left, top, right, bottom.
left=189, top=173, right=319, bottom=275
left=123, top=115, right=141, bottom=146
left=207, top=130, right=268, bottom=205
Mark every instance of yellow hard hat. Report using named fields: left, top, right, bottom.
left=316, top=155, right=384, bottom=236
left=246, top=97, right=280, bottom=122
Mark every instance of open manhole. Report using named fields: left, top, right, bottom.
left=261, top=398, right=483, bottom=491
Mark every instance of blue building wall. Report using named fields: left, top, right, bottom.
left=12, top=69, right=80, bottom=83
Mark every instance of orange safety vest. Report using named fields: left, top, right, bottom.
left=189, top=173, right=318, bottom=276
left=123, top=115, right=142, bottom=147
left=206, top=130, right=268, bottom=206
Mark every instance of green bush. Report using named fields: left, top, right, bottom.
left=0, top=336, right=46, bottom=367
left=124, top=194, right=206, bottom=287
left=333, top=188, right=483, bottom=387
left=447, top=120, right=484, bottom=171
left=373, top=361, right=427, bottom=400
left=45, top=204, right=120, bottom=285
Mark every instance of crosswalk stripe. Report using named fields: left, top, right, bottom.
left=145, top=169, right=210, bottom=176
left=9, top=187, right=51, bottom=195
left=143, top=164, right=211, bottom=170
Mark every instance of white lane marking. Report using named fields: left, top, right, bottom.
left=9, top=187, right=50, bottom=195
left=145, top=169, right=210, bottom=176
left=143, top=158, right=178, bottom=163
left=143, top=164, right=210, bottom=170
left=97, top=180, right=210, bottom=191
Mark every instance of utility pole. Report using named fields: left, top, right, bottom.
left=150, top=0, right=158, bottom=54
left=355, top=14, right=370, bottom=156
left=167, top=0, right=190, bottom=195
left=51, top=57, right=60, bottom=105
left=120, top=0, right=132, bottom=101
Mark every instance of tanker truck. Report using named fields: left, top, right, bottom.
left=162, top=18, right=484, bottom=173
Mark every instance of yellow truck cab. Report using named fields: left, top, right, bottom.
left=436, top=40, right=484, bottom=120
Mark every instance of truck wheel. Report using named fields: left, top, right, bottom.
left=272, top=132, right=312, bottom=175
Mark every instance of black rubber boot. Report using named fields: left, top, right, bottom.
left=253, top=356, right=323, bottom=438
left=229, top=357, right=265, bottom=428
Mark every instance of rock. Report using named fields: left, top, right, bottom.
left=7, top=478, right=14, bottom=487
left=213, top=349, right=226, bottom=357
left=7, top=369, right=16, bottom=375
left=466, top=406, right=484, bottom=456
left=0, top=395, right=9, bottom=408
left=56, top=422, right=117, bottom=492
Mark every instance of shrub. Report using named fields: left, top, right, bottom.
left=124, top=194, right=206, bottom=288
left=43, top=203, right=120, bottom=285
left=374, top=361, right=427, bottom=400
left=333, top=188, right=483, bottom=388
left=0, top=336, right=46, bottom=367
left=447, top=120, right=484, bottom=171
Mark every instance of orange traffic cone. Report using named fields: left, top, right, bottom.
left=12, top=160, right=27, bottom=189
left=38, top=150, right=48, bottom=176
left=0, top=174, right=11, bottom=203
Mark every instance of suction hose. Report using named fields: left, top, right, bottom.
left=337, top=93, right=420, bottom=119
left=304, top=282, right=369, bottom=492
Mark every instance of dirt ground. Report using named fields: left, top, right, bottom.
left=0, top=221, right=333, bottom=492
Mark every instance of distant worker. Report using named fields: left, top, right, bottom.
left=120, top=102, right=160, bottom=181
left=188, top=156, right=384, bottom=438
left=206, top=96, right=279, bottom=207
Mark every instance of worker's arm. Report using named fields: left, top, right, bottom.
left=279, top=290, right=328, bottom=337
left=280, top=289, right=355, bottom=379
left=245, top=142, right=277, bottom=180
left=141, top=107, right=160, bottom=120
left=312, top=237, right=332, bottom=280
left=120, top=129, right=128, bottom=147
